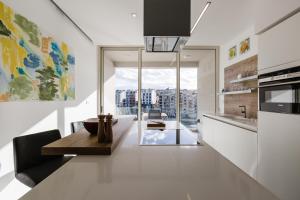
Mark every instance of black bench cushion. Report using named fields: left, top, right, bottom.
left=13, top=129, right=74, bottom=187
left=13, top=129, right=62, bottom=174
left=15, top=156, right=72, bottom=188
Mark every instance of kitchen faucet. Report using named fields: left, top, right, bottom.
left=239, top=105, right=247, bottom=118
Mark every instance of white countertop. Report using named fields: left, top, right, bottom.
left=19, top=121, right=277, bottom=200
left=203, top=113, right=258, bottom=132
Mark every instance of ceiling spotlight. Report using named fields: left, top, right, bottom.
left=131, top=13, right=137, bottom=18
left=184, top=55, right=192, bottom=59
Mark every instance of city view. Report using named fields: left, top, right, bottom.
left=114, top=68, right=198, bottom=129
left=115, top=88, right=197, bottom=126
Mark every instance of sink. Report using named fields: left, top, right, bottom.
left=221, top=115, right=256, bottom=121
left=203, top=113, right=258, bottom=132
left=213, top=114, right=257, bottom=126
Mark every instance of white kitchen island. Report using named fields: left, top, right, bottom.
left=19, top=121, right=279, bottom=200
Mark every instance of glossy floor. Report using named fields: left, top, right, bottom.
left=20, top=122, right=278, bottom=200
left=140, top=128, right=199, bottom=146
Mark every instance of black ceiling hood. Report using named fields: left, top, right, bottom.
left=144, top=0, right=191, bottom=52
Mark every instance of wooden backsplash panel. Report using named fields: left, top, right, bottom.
left=224, top=55, right=258, bottom=119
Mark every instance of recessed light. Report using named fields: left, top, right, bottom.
left=131, top=13, right=137, bottom=18
left=184, top=55, right=192, bottom=59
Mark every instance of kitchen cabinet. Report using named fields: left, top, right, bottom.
left=203, top=116, right=257, bottom=178
left=254, top=0, right=300, bottom=34
left=258, top=12, right=300, bottom=71
left=257, top=111, right=300, bottom=200
left=202, top=116, right=215, bottom=146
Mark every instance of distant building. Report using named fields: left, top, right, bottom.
left=180, top=89, right=197, bottom=124
left=156, top=88, right=176, bottom=118
left=115, top=88, right=197, bottom=124
left=115, top=90, right=137, bottom=115
left=140, top=89, right=156, bottom=111
left=115, top=90, right=122, bottom=107
left=123, top=90, right=136, bottom=107
left=133, top=89, right=157, bottom=113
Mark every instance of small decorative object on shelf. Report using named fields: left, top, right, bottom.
left=230, top=75, right=257, bottom=84
left=97, top=114, right=106, bottom=143
left=217, top=88, right=256, bottom=95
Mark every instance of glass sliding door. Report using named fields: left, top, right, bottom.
left=180, top=66, right=198, bottom=131
left=103, top=50, right=138, bottom=118
left=141, top=51, right=177, bottom=121
left=180, top=49, right=216, bottom=134
left=101, top=48, right=217, bottom=133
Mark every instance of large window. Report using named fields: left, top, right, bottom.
left=101, top=48, right=217, bottom=133
left=115, top=68, right=138, bottom=115
left=180, top=67, right=198, bottom=130
left=103, top=50, right=138, bottom=117
left=141, top=51, right=177, bottom=121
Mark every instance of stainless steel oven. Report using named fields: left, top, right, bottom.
left=259, top=66, right=300, bottom=114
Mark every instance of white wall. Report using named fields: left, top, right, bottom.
left=197, top=50, right=216, bottom=136
left=0, top=0, right=98, bottom=198
left=254, top=0, right=300, bottom=34
left=218, top=26, right=258, bottom=113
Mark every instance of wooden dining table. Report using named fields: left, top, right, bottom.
left=42, top=116, right=135, bottom=155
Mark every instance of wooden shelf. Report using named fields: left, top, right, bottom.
left=217, top=88, right=256, bottom=95
left=230, top=75, right=258, bottom=84
left=42, top=117, right=135, bottom=155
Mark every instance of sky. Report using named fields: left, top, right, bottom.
left=115, top=68, right=197, bottom=90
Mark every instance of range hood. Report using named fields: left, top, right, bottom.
left=144, top=0, right=191, bottom=52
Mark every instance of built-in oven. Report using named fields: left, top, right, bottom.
left=259, top=66, right=300, bottom=114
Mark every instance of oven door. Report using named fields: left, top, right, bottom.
left=259, top=82, right=300, bottom=114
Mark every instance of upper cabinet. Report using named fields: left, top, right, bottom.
left=258, top=12, right=300, bottom=71
left=254, top=0, right=300, bottom=34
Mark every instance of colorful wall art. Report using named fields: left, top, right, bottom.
left=240, top=38, right=250, bottom=54
left=228, top=46, right=237, bottom=60
left=0, top=1, right=75, bottom=102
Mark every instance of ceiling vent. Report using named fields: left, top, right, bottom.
left=144, top=0, right=191, bottom=52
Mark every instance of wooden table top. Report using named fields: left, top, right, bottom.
left=42, top=116, right=135, bottom=155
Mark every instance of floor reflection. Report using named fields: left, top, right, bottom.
left=140, top=129, right=200, bottom=146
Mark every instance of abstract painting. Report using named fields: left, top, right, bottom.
left=240, top=38, right=250, bottom=54
left=229, top=46, right=236, bottom=60
left=0, top=1, right=75, bottom=102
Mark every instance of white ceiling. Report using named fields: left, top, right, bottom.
left=104, top=49, right=214, bottom=68
left=105, top=50, right=213, bottom=62
left=53, top=0, right=255, bottom=46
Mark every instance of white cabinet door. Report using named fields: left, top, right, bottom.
left=202, top=117, right=215, bottom=147
left=258, top=111, right=300, bottom=200
left=213, top=120, right=258, bottom=178
left=255, top=0, right=300, bottom=34
left=202, top=116, right=258, bottom=178
left=258, top=12, right=300, bottom=71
